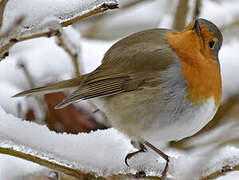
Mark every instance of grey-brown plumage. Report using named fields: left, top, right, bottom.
left=14, top=29, right=175, bottom=109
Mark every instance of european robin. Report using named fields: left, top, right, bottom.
left=14, top=18, right=223, bottom=177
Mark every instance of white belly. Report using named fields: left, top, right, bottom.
left=142, top=98, right=218, bottom=142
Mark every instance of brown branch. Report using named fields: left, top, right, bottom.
left=1, top=144, right=239, bottom=180
left=0, top=147, right=97, bottom=179
left=0, top=29, right=60, bottom=60
left=17, top=61, right=47, bottom=123
left=0, top=147, right=161, bottom=180
left=0, top=2, right=118, bottom=60
left=173, top=0, right=189, bottom=30
left=17, top=62, right=36, bottom=88
left=61, top=3, right=118, bottom=27
left=56, top=32, right=80, bottom=77
left=200, top=164, right=239, bottom=180
left=192, top=0, right=201, bottom=20
left=0, top=0, right=9, bottom=29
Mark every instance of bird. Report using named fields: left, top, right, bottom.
left=14, top=18, right=223, bottom=178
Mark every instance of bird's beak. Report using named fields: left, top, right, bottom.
left=193, top=19, right=201, bottom=37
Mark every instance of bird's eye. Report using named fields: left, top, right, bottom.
left=209, top=40, right=215, bottom=49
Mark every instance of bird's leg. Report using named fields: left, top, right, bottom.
left=144, top=141, right=169, bottom=178
left=125, top=142, right=147, bottom=166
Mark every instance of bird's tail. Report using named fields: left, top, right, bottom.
left=13, top=75, right=87, bottom=97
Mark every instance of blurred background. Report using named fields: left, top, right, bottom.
left=0, top=0, right=239, bottom=179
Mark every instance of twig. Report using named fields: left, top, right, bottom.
left=56, top=31, right=80, bottom=77
left=0, top=0, right=9, bottom=29
left=17, top=62, right=36, bottom=88
left=192, top=0, right=201, bottom=20
left=0, top=147, right=161, bottom=180
left=1, top=144, right=239, bottom=180
left=0, top=29, right=60, bottom=60
left=173, top=0, right=189, bottom=30
left=0, top=2, right=118, bottom=60
left=61, top=3, right=118, bottom=27
left=17, top=62, right=46, bottom=124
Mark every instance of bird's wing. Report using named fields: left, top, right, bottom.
left=13, top=75, right=87, bottom=97
left=55, top=29, right=176, bottom=108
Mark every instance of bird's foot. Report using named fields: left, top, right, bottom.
left=144, top=141, right=169, bottom=178
left=124, top=142, right=147, bottom=166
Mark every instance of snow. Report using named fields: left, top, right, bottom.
left=0, top=106, right=239, bottom=179
left=0, top=154, right=46, bottom=180
left=2, top=0, right=118, bottom=31
left=217, top=171, right=239, bottom=180
left=0, top=0, right=118, bottom=58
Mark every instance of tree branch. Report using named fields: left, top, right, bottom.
left=0, top=147, right=161, bottom=180
left=192, top=0, right=201, bottom=20
left=61, top=3, right=118, bottom=27
left=0, top=1, right=118, bottom=60
left=173, top=0, right=189, bottom=31
left=200, top=164, right=239, bottom=180
left=17, top=62, right=47, bottom=124
left=56, top=31, right=80, bottom=77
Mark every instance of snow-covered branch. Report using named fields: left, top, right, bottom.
left=0, top=106, right=239, bottom=179
left=0, top=0, right=118, bottom=60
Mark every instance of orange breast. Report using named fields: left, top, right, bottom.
left=167, top=31, right=222, bottom=107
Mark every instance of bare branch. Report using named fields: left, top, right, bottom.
left=192, top=0, right=201, bottom=20
left=173, top=0, right=189, bottom=31
left=17, top=61, right=47, bottom=124
left=0, top=28, right=60, bottom=60
left=56, top=31, right=80, bottom=77
left=0, top=0, right=9, bottom=29
left=17, top=62, right=35, bottom=88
